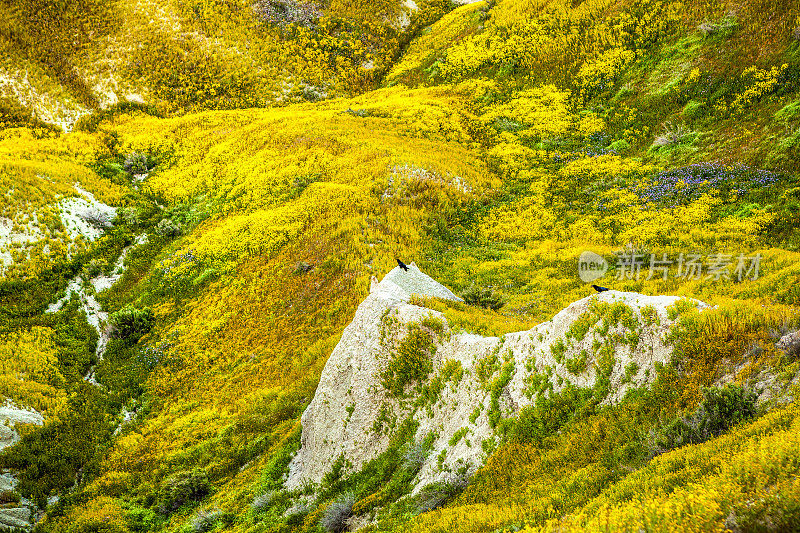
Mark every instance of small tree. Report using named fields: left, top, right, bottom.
left=124, top=152, right=149, bottom=174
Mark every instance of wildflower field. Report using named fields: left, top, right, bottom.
left=1, top=0, right=800, bottom=532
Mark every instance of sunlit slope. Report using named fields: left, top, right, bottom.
left=33, top=86, right=498, bottom=531
left=29, top=79, right=800, bottom=532
left=0, top=128, right=127, bottom=279
left=0, top=0, right=454, bottom=129
left=388, top=0, right=800, bottom=172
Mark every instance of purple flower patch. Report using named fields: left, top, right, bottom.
left=638, top=162, right=780, bottom=205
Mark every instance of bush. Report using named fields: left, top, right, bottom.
left=110, top=306, right=155, bottom=342
left=401, top=440, right=431, bottom=474
left=82, top=258, right=106, bottom=279
left=461, top=285, right=504, bottom=311
left=79, top=207, right=114, bottom=229
left=286, top=501, right=312, bottom=526
left=118, top=207, right=141, bottom=226
left=251, top=490, right=277, bottom=513
left=155, top=218, right=182, bottom=238
left=381, top=325, right=436, bottom=398
left=157, top=469, right=211, bottom=514
left=414, top=472, right=471, bottom=514
left=656, top=384, right=757, bottom=452
left=190, top=508, right=223, bottom=532
left=124, top=152, right=150, bottom=174
left=510, top=385, right=592, bottom=443
left=320, top=492, right=355, bottom=533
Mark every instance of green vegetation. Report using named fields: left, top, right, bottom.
left=382, top=324, right=437, bottom=398
left=656, top=383, right=758, bottom=452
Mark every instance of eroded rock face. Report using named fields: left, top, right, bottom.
left=285, top=266, right=706, bottom=493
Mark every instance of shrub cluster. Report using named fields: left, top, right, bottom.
left=655, top=384, right=757, bottom=453
left=157, top=469, right=211, bottom=514
left=414, top=471, right=471, bottom=514
left=461, top=285, right=504, bottom=311
left=155, top=218, right=182, bottom=238
left=109, top=306, right=155, bottom=343
left=381, top=324, right=436, bottom=398
left=124, top=152, right=149, bottom=175
left=78, top=207, right=114, bottom=230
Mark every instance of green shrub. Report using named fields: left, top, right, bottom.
left=382, top=325, right=436, bottom=398
left=656, top=384, right=757, bottom=452
left=109, top=306, right=155, bottom=342
left=608, top=139, right=630, bottom=153
left=124, top=152, right=149, bottom=175
left=510, top=385, right=592, bottom=443
left=82, top=258, right=106, bottom=279
left=0, top=384, right=112, bottom=507
left=123, top=504, right=162, bottom=531
left=155, top=218, right=182, bottom=238
left=565, top=350, right=589, bottom=375
left=157, top=469, right=211, bottom=514
left=461, top=285, right=504, bottom=311
left=286, top=502, right=312, bottom=526
left=414, top=472, right=470, bottom=514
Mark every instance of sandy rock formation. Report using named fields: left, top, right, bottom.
left=285, top=265, right=706, bottom=494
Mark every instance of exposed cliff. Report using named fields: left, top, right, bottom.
left=286, top=265, right=707, bottom=494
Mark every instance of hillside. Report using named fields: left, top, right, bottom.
left=1, top=0, right=800, bottom=532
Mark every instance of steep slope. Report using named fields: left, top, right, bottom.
left=0, top=0, right=454, bottom=130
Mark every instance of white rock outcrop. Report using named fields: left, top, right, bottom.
left=58, top=185, right=118, bottom=241
left=285, top=266, right=707, bottom=493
